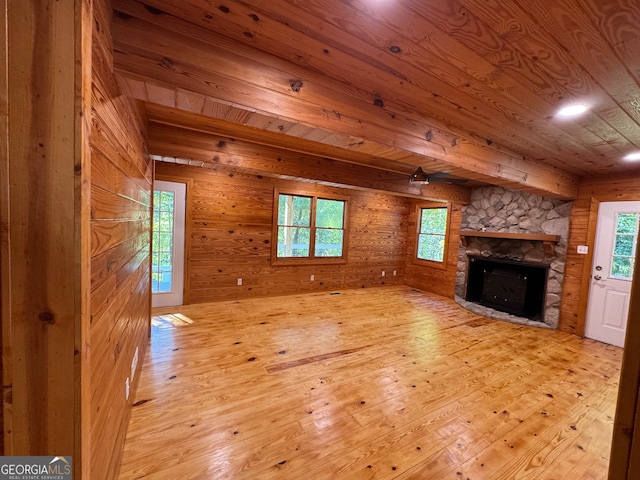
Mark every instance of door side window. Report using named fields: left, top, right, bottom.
left=611, top=212, right=639, bottom=280
left=152, top=190, right=176, bottom=293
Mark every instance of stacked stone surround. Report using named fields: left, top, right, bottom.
left=455, top=186, right=572, bottom=329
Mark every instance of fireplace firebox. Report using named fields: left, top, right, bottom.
left=465, top=256, right=548, bottom=321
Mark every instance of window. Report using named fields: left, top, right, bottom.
left=416, top=204, right=450, bottom=265
left=274, top=191, right=347, bottom=263
left=611, top=212, right=639, bottom=280
left=151, top=180, right=187, bottom=307
left=152, top=189, right=176, bottom=293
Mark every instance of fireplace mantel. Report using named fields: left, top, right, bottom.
left=459, top=230, right=561, bottom=256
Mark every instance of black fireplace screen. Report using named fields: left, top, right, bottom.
left=466, top=256, right=548, bottom=320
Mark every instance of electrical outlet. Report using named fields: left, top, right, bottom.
left=577, top=245, right=588, bottom=254
left=237, top=278, right=243, bottom=286
left=125, top=377, right=130, bottom=401
left=310, top=274, right=315, bottom=281
left=393, top=270, right=397, bottom=276
left=382, top=271, right=385, bottom=277
left=131, top=346, right=139, bottom=381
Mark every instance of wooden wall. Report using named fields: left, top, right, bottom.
left=1, top=0, right=92, bottom=472
left=559, top=175, right=640, bottom=334
left=90, top=0, right=152, bottom=478
left=610, top=241, right=640, bottom=479
left=404, top=200, right=463, bottom=298
left=155, top=162, right=408, bottom=303
left=0, top=0, right=5, bottom=454
left=1, top=0, right=151, bottom=474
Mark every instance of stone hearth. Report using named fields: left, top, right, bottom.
left=455, top=186, right=572, bottom=328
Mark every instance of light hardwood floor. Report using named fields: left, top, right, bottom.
left=119, top=286, right=622, bottom=479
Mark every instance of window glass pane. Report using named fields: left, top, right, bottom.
left=611, top=212, right=638, bottom=280
left=278, top=195, right=311, bottom=226
left=161, top=192, right=175, bottom=212
left=614, top=234, right=635, bottom=257
left=159, top=215, right=173, bottom=232
left=315, top=229, right=344, bottom=257
left=277, top=226, right=310, bottom=257
left=418, top=234, right=445, bottom=262
left=159, top=271, right=172, bottom=292
left=420, top=208, right=447, bottom=234
left=316, top=199, right=345, bottom=228
left=159, top=233, right=173, bottom=253
left=612, top=256, right=633, bottom=280
left=616, top=213, right=638, bottom=234
left=159, top=252, right=172, bottom=268
left=152, top=189, right=175, bottom=294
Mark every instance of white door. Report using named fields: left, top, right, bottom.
left=152, top=180, right=186, bottom=307
left=585, top=201, right=640, bottom=347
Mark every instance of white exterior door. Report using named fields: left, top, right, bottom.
left=585, top=201, right=640, bottom=347
left=152, top=180, right=186, bottom=307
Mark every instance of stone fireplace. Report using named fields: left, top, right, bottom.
left=455, top=186, right=572, bottom=328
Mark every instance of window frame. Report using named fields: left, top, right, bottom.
left=413, top=202, right=451, bottom=270
left=152, top=189, right=176, bottom=294
left=271, top=188, right=350, bottom=265
left=610, top=211, right=639, bottom=280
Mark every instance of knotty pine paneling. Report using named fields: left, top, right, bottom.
left=90, top=0, right=151, bottom=478
left=0, top=256, right=3, bottom=456
left=404, top=200, right=463, bottom=298
left=155, top=162, right=409, bottom=303
left=2, top=0, right=92, bottom=472
left=0, top=2, right=4, bottom=434
left=111, top=5, right=579, bottom=199
left=147, top=122, right=471, bottom=204
left=559, top=175, right=640, bottom=335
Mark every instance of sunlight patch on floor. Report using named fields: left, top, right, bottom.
left=151, top=313, right=194, bottom=328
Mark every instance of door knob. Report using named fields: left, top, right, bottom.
left=594, top=275, right=602, bottom=280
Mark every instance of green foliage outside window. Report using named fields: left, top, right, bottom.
left=417, top=207, right=448, bottom=262
left=277, top=194, right=345, bottom=259
left=152, top=190, right=175, bottom=293
left=611, top=213, right=639, bottom=279
left=315, top=199, right=345, bottom=256
left=278, top=195, right=311, bottom=257
left=278, top=195, right=311, bottom=226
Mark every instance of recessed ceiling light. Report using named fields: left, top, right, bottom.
left=556, top=104, right=588, bottom=117
left=624, top=152, right=640, bottom=161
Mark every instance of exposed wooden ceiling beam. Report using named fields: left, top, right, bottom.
left=141, top=101, right=510, bottom=186
left=148, top=123, right=471, bottom=204
left=142, top=102, right=424, bottom=175
left=111, top=3, right=580, bottom=199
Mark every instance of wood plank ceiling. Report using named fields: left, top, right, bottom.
left=111, top=0, right=640, bottom=200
